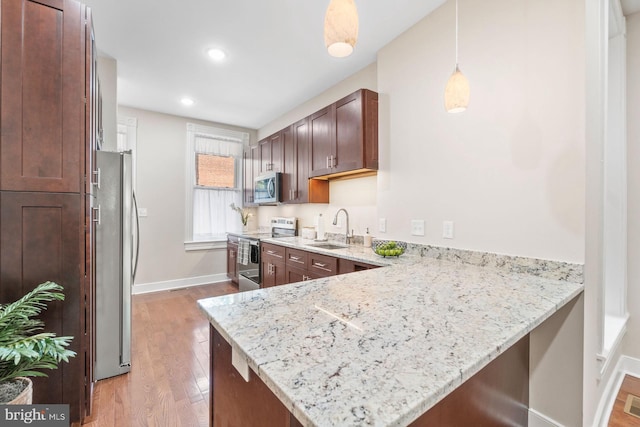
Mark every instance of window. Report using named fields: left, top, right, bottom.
left=185, top=123, right=249, bottom=249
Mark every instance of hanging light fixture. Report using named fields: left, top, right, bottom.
left=324, top=0, right=359, bottom=58
left=444, top=0, right=470, bottom=113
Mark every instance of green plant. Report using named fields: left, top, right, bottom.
left=0, top=281, right=76, bottom=384
left=230, top=202, right=252, bottom=226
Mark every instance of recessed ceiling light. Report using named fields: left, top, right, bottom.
left=207, top=48, right=226, bottom=61
left=180, top=97, right=195, bottom=106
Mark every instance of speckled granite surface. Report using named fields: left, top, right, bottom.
left=198, top=239, right=584, bottom=427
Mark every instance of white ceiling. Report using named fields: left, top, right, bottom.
left=83, top=0, right=446, bottom=130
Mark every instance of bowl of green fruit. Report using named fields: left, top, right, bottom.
left=372, top=239, right=406, bottom=257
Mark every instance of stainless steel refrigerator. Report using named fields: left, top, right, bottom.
left=94, top=150, right=139, bottom=380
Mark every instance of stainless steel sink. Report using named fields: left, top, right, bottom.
left=307, top=242, right=349, bottom=250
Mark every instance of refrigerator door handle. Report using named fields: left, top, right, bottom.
left=120, top=274, right=132, bottom=368
left=92, top=205, right=101, bottom=225
left=92, top=168, right=101, bottom=189
left=132, top=192, right=140, bottom=283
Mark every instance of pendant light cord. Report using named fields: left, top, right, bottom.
left=455, top=0, right=459, bottom=68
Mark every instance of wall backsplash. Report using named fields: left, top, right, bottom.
left=256, top=175, right=378, bottom=237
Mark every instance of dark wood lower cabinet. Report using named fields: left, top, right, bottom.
left=0, top=191, right=85, bottom=420
left=210, top=326, right=529, bottom=427
left=410, top=335, right=529, bottom=426
left=226, top=237, right=239, bottom=284
left=211, top=327, right=302, bottom=427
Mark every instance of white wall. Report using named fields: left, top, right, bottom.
left=258, top=63, right=377, bottom=140
left=257, top=175, right=378, bottom=238
left=97, top=56, right=118, bottom=151
left=374, top=0, right=587, bottom=424
left=118, top=106, right=257, bottom=287
left=624, top=11, right=640, bottom=359
left=376, top=0, right=585, bottom=262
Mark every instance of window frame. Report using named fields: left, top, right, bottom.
left=184, top=123, right=249, bottom=251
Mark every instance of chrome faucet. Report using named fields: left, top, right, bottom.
left=332, top=208, right=353, bottom=244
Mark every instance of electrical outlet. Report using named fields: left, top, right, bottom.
left=379, top=218, right=387, bottom=233
left=443, top=221, right=454, bottom=239
left=411, top=220, right=425, bottom=236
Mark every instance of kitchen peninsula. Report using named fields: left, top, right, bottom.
left=199, top=240, right=584, bottom=426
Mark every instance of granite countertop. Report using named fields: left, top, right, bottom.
left=226, top=231, right=275, bottom=240
left=198, top=240, right=584, bottom=426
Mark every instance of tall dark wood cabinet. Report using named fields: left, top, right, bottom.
left=0, top=0, right=97, bottom=422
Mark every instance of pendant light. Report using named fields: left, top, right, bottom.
left=324, top=0, right=359, bottom=58
left=444, top=0, right=470, bottom=113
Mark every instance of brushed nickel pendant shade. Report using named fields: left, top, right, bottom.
left=324, top=0, right=359, bottom=58
left=444, top=0, right=469, bottom=113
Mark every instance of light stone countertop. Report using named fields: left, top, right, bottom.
left=198, top=238, right=584, bottom=427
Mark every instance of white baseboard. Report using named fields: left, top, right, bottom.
left=594, top=355, right=640, bottom=427
left=529, top=408, right=562, bottom=427
left=132, top=273, right=229, bottom=295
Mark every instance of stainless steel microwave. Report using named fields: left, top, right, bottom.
left=254, top=171, right=282, bottom=204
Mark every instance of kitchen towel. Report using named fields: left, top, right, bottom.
left=250, top=244, right=259, bottom=264
left=238, top=240, right=249, bottom=266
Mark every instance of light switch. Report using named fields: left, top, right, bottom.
left=411, top=220, right=425, bottom=236
left=379, top=218, right=387, bottom=233
left=138, top=208, right=148, bottom=217
left=443, top=221, right=454, bottom=239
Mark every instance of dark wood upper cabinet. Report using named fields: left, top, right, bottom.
left=283, top=118, right=329, bottom=204
left=243, top=144, right=259, bottom=206
left=0, top=0, right=84, bottom=193
left=282, top=125, right=296, bottom=203
left=309, top=105, right=335, bottom=177
left=309, top=89, right=379, bottom=179
left=259, top=131, right=284, bottom=174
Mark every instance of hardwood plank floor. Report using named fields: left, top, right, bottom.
left=609, top=374, right=640, bottom=427
left=83, top=282, right=238, bottom=427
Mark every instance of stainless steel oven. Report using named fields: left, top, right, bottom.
left=236, top=217, right=297, bottom=292
left=238, top=238, right=260, bottom=292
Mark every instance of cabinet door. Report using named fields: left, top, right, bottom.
left=309, top=106, right=335, bottom=178
left=243, top=146, right=256, bottom=206
left=0, top=191, right=84, bottom=419
left=259, top=137, right=271, bottom=174
left=269, top=131, right=283, bottom=172
left=261, top=259, right=285, bottom=288
left=259, top=131, right=284, bottom=174
left=285, top=264, right=308, bottom=285
left=282, top=125, right=296, bottom=203
left=227, top=242, right=238, bottom=283
left=83, top=6, right=97, bottom=417
left=334, top=90, right=363, bottom=174
left=1, top=0, right=84, bottom=193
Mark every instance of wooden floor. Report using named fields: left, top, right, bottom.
left=82, top=282, right=238, bottom=427
left=609, top=374, right=640, bottom=427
